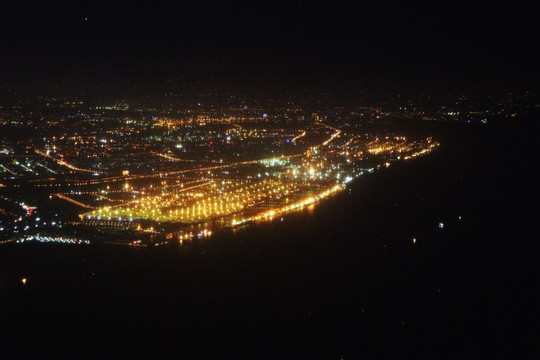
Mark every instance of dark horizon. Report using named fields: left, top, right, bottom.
left=1, top=1, right=538, bottom=93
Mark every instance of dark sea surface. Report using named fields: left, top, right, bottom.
left=1, top=119, right=538, bottom=359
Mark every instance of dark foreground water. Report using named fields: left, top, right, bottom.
left=1, top=119, right=538, bottom=359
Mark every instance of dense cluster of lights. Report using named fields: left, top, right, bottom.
left=0, top=117, right=439, bottom=241
left=231, top=184, right=343, bottom=226
left=16, top=235, right=90, bottom=245
left=71, top=124, right=439, bottom=237
left=82, top=179, right=303, bottom=223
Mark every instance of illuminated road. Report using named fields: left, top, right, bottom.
left=150, top=151, right=196, bottom=162
left=53, top=193, right=97, bottom=209
left=35, top=149, right=102, bottom=174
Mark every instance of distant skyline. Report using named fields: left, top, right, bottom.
left=1, top=1, right=538, bottom=92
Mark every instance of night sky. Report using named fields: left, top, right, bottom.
left=1, top=1, right=538, bottom=92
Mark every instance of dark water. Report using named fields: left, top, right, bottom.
left=1, top=120, right=538, bottom=358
